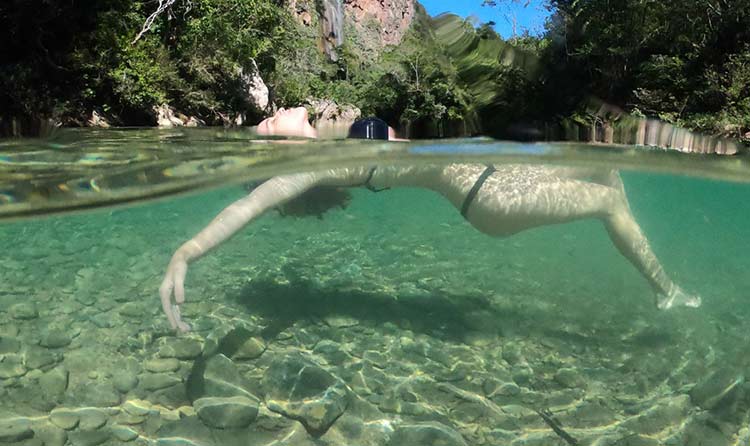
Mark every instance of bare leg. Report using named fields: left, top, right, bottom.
left=465, top=167, right=700, bottom=309
left=603, top=202, right=700, bottom=309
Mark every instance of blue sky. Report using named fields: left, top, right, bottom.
left=419, top=0, right=553, bottom=39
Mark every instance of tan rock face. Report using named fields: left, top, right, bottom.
left=287, top=0, right=315, bottom=27
left=287, top=0, right=414, bottom=48
left=344, top=0, right=415, bottom=47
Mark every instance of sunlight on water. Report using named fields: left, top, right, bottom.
left=1, top=128, right=749, bottom=220
left=1, top=130, right=749, bottom=446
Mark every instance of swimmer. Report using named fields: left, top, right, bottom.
left=160, top=106, right=701, bottom=332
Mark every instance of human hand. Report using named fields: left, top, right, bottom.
left=159, top=250, right=192, bottom=333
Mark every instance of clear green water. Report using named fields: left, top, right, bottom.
left=1, top=130, right=749, bottom=445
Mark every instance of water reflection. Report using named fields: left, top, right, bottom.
left=0, top=129, right=748, bottom=220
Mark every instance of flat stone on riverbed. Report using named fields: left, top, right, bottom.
left=264, top=356, right=349, bottom=437
left=554, top=367, right=584, bottom=388
left=0, top=357, right=26, bottom=379
left=159, top=339, right=202, bottom=359
left=39, top=367, right=69, bottom=397
left=155, top=438, right=203, bottom=446
left=82, top=383, right=121, bottom=407
left=323, top=315, right=359, bottom=328
left=140, top=373, right=182, bottom=391
left=387, top=422, right=467, bottom=446
left=9, top=303, right=38, bottom=320
left=25, top=346, right=61, bottom=369
left=112, top=371, right=139, bottom=393
left=68, top=428, right=111, bottom=446
left=77, top=408, right=108, bottom=430
left=231, top=337, right=266, bottom=360
left=50, top=409, right=80, bottom=430
left=0, top=418, right=33, bottom=443
left=0, top=336, right=21, bottom=354
left=690, top=369, right=744, bottom=411
left=40, top=329, right=72, bottom=348
left=118, top=303, right=143, bottom=318
left=145, top=358, right=181, bottom=373
left=194, top=396, right=260, bottom=428
left=111, top=425, right=139, bottom=442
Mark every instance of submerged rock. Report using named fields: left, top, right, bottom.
left=323, top=315, right=359, bottom=328
left=159, top=338, right=202, bottom=360
left=194, top=396, right=260, bottom=429
left=554, top=367, right=584, bottom=388
left=32, top=421, right=68, bottom=446
left=0, top=336, right=21, bottom=354
left=0, top=325, right=19, bottom=338
left=145, top=358, right=181, bottom=373
left=231, top=337, right=266, bottom=361
left=690, top=369, right=744, bottom=411
left=118, top=303, right=144, bottom=318
left=77, top=408, right=108, bottom=431
left=112, top=371, right=139, bottom=393
left=25, top=346, right=61, bottom=370
left=681, top=416, right=732, bottom=446
left=570, top=400, right=617, bottom=427
left=49, top=409, right=80, bottom=430
left=263, top=355, right=350, bottom=437
left=9, top=303, right=38, bottom=320
left=0, top=418, right=33, bottom=442
left=189, top=353, right=257, bottom=401
left=387, top=422, right=467, bottom=446
left=39, top=367, right=69, bottom=401
left=67, top=428, right=111, bottom=446
left=40, top=329, right=72, bottom=349
left=620, top=395, right=689, bottom=435
left=155, top=437, right=204, bottom=446
left=81, top=382, right=122, bottom=407
left=0, top=355, right=26, bottom=379
left=111, top=425, right=139, bottom=442
left=140, top=373, right=182, bottom=392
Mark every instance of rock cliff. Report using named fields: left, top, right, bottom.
left=287, top=0, right=415, bottom=59
left=344, top=0, right=415, bottom=47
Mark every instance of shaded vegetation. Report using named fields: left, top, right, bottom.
left=530, top=0, right=750, bottom=139
left=1, top=0, right=748, bottom=141
left=1, top=0, right=294, bottom=129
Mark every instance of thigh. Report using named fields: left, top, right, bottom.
left=466, top=167, right=621, bottom=235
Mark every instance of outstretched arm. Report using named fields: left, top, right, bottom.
left=159, top=172, right=319, bottom=332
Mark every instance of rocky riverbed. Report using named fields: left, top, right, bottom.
left=1, top=186, right=749, bottom=446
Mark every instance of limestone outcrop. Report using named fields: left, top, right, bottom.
left=344, top=0, right=415, bottom=47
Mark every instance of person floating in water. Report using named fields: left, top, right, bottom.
left=160, top=106, right=700, bottom=332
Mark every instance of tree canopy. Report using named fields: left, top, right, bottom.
left=0, top=0, right=747, bottom=141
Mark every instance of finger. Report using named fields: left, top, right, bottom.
left=173, top=261, right=187, bottom=305
left=159, top=276, right=178, bottom=330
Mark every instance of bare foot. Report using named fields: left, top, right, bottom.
left=657, top=285, right=702, bottom=310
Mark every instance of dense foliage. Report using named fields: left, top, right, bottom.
left=524, top=0, right=749, bottom=138
left=1, top=0, right=747, bottom=140
left=0, top=0, right=294, bottom=129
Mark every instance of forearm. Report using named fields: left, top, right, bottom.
left=174, top=173, right=318, bottom=261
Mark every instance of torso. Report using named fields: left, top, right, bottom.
left=314, top=163, right=612, bottom=237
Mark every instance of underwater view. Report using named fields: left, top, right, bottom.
left=2, top=0, right=750, bottom=444
left=1, top=130, right=750, bottom=446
